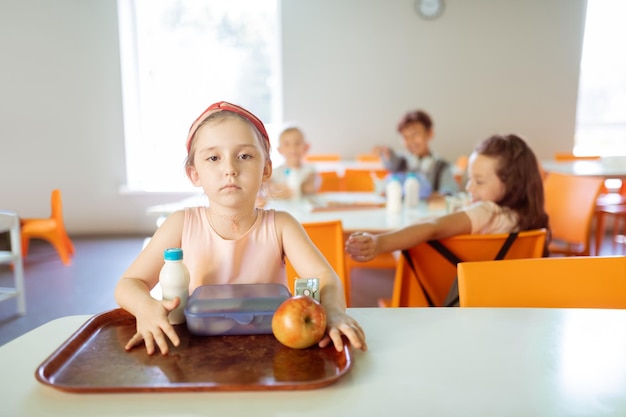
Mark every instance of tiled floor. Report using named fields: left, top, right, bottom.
left=0, top=237, right=395, bottom=346
left=0, top=237, right=146, bottom=346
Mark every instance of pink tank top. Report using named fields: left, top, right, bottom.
left=463, top=201, right=520, bottom=234
left=181, top=207, right=286, bottom=292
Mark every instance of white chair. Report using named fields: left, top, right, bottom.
left=0, top=211, right=26, bottom=315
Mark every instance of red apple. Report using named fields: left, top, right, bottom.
left=272, top=295, right=327, bottom=349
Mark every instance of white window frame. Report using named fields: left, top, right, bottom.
left=574, top=0, right=626, bottom=157
left=117, top=0, right=282, bottom=193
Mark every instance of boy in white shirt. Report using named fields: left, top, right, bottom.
left=269, top=126, right=318, bottom=199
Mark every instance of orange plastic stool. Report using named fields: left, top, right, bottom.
left=21, top=189, right=75, bottom=265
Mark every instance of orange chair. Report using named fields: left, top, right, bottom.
left=543, top=173, right=604, bottom=256
left=380, top=229, right=547, bottom=307
left=454, top=155, right=468, bottom=188
left=317, top=171, right=343, bottom=192
left=551, top=153, right=626, bottom=255
left=611, top=208, right=626, bottom=253
left=356, top=153, right=382, bottom=163
left=594, top=181, right=626, bottom=255
left=596, top=203, right=626, bottom=254
left=304, top=154, right=341, bottom=162
left=343, top=169, right=388, bottom=192
left=285, top=220, right=350, bottom=306
left=553, top=152, right=600, bottom=161
left=21, top=189, right=75, bottom=265
left=458, top=256, right=626, bottom=308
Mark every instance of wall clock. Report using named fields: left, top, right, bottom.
left=415, top=0, right=445, bottom=20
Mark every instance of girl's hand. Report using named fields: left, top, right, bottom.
left=269, top=183, right=294, bottom=200
left=318, top=309, right=367, bottom=352
left=255, top=194, right=268, bottom=208
left=125, top=297, right=181, bottom=355
left=345, top=232, right=378, bottom=262
left=372, top=145, right=390, bottom=160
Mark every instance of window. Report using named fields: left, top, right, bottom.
left=574, top=0, right=626, bottom=156
left=117, top=0, right=279, bottom=192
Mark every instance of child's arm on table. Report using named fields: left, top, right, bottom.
left=372, top=145, right=391, bottom=160
left=114, top=211, right=186, bottom=355
left=276, top=211, right=367, bottom=352
left=346, top=210, right=472, bottom=262
left=267, top=182, right=293, bottom=199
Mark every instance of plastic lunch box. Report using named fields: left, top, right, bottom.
left=184, top=283, right=291, bottom=336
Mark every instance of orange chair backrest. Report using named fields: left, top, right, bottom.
left=343, top=169, right=388, bottom=192
left=453, top=155, right=469, bottom=188
left=317, top=171, right=343, bottom=192
left=284, top=220, right=349, bottom=305
left=553, top=152, right=600, bottom=161
left=388, top=229, right=547, bottom=307
left=51, top=189, right=64, bottom=222
left=304, top=154, right=341, bottom=162
left=356, top=153, right=382, bottom=163
left=543, top=173, right=603, bottom=250
left=458, top=256, right=626, bottom=308
left=455, top=155, right=469, bottom=171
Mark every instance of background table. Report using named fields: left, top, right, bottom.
left=3, top=308, right=626, bottom=416
left=542, top=156, right=626, bottom=178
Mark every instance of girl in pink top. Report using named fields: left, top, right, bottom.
left=346, top=134, right=550, bottom=261
left=115, top=101, right=366, bottom=355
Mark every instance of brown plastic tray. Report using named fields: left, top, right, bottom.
left=35, top=308, right=352, bottom=393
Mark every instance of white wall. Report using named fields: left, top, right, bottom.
left=0, top=0, right=587, bottom=235
left=281, top=0, right=586, bottom=160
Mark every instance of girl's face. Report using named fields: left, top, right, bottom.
left=186, top=117, right=271, bottom=209
left=465, top=153, right=506, bottom=203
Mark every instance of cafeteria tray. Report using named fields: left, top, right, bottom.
left=35, top=308, right=352, bottom=393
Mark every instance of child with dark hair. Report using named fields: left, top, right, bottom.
left=373, top=109, right=459, bottom=197
left=347, top=134, right=550, bottom=262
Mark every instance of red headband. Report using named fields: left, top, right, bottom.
left=185, top=101, right=270, bottom=152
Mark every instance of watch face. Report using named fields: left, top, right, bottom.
left=416, top=0, right=444, bottom=20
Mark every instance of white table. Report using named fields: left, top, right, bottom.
left=3, top=308, right=626, bottom=416
left=266, top=193, right=446, bottom=233
left=146, top=192, right=447, bottom=233
left=542, top=156, right=626, bottom=178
